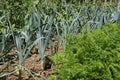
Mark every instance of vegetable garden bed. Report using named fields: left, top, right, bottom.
left=0, top=0, right=120, bottom=80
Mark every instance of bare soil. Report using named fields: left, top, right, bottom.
left=0, top=40, right=63, bottom=80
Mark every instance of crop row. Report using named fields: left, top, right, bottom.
left=0, top=1, right=120, bottom=79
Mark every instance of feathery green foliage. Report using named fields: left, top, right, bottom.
left=51, top=23, right=120, bottom=80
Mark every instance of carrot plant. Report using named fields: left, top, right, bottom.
left=50, top=23, right=120, bottom=80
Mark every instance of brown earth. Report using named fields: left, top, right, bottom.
left=0, top=39, right=63, bottom=80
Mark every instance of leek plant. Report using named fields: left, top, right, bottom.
left=28, top=4, right=54, bottom=70
left=14, top=31, right=35, bottom=79
left=0, top=13, right=38, bottom=79
left=36, top=28, right=51, bottom=70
